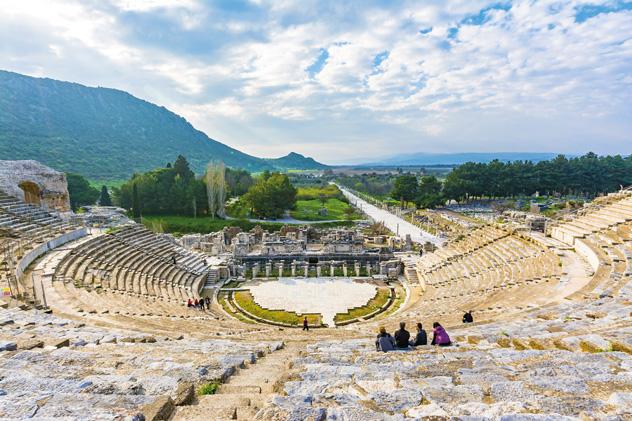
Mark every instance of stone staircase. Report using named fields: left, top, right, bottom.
left=174, top=342, right=299, bottom=420
left=204, top=268, right=220, bottom=288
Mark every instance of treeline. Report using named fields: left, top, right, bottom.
left=375, top=152, right=632, bottom=209
left=443, top=153, right=632, bottom=201
left=114, top=156, right=254, bottom=216
left=335, top=173, right=395, bottom=198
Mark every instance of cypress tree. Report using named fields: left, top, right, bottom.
left=99, top=185, right=112, bottom=206
left=132, top=183, right=141, bottom=218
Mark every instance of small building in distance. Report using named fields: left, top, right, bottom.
left=0, top=160, right=71, bottom=212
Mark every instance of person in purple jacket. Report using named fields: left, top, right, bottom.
left=430, top=322, right=452, bottom=347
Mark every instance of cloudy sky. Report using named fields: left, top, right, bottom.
left=1, top=0, right=631, bottom=163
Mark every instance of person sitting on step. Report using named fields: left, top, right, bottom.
left=411, top=322, right=427, bottom=346
left=394, top=322, right=411, bottom=349
left=430, top=322, right=452, bottom=347
left=462, top=310, right=474, bottom=323
left=375, top=326, right=395, bottom=352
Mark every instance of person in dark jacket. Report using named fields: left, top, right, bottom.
left=303, top=316, right=309, bottom=331
left=375, top=326, right=395, bottom=352
left=411, top=322, right=427, bottom=346
left=205, top=297, right=211, bottom=310
left=462, top=310, right=474, bottom=323
left=393, top=322, right=410, bottom=349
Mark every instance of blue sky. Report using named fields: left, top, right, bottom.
left=1, top=0, right=631, bottom=163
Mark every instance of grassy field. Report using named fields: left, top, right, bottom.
left=295, top=184, right=343, bottom=200
left=142, top=215, right=356, bottom=235
left=334, top=287, right=391, bottom=324
left=141, top=215, right=284, bottom=234
left=290, top=198, right=361, bottom=221
left=233, top=291, right=321, bottom=327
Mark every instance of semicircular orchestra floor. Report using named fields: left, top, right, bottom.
left=247, top=277, right=381, bottom=326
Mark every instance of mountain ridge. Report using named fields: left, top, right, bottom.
left=0, top=70, right=326, bottom=180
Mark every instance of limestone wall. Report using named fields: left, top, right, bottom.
left=0, top=160, right=70, bottom=211
left=16, top=227, right=88, bottom=282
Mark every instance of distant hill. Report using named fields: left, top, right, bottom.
left=265, top=152, right=328, bottom=170
left=0, top=70, right=327, bottom=180
left=366, top=152, right=562, bottom=166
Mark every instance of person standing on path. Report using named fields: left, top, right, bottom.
left=303, top=316, right=309, bottom=331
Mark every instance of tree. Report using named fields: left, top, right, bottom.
left=173, top=155, right=194, bottom=181
left=205, top=161, right=227, bottom=219
left=115, top=157, right=208, bottom=217
left=66, top=173, right=99, bottom=211
left=391, top=174, right=418, bottom=206
left=242, top=172, right=297, bottom=219
left=99, top=185, right=112, bottom=206
left=416, top=176, right=444, bottom=209
left=132, top=182, right=141, bottom=218
left=344, top=206, right=356, bottom=220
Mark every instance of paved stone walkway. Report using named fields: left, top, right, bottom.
left=338, top=185, right=444, bottom=246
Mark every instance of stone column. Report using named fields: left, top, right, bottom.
left=343, top=263, right=348, bottom=277
left=366, top=263, right=372, bottom=276
left=265, top=262, right=271, bottom=278
left=253, top=263, right=260, bottom=279
left=355, top=261, right=361, bottom=277
left=304, top=263, right=309, bottom=277
left=291, top=261, right=296, bottom=277
left=278, top=262, right=283, bottom=278
left=316, top=265, right=322, bottom=277
left=330, top=261, right=335, bottom=277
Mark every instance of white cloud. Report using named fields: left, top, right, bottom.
left=0, top=0, right=630, bottom=162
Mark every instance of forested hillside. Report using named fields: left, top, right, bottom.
left=0, top=71, right=326, bottom=179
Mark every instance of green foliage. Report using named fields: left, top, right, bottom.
left=198, top=382, right=220, bottom=396
left=290, top=198, right=360, bottom=221
left=392, top=174, right=419, bottom=204
left=99, top=185, right=112, bottom=206
left=264, top=152, right=328, bottom=170
left=132, top=183, right=141, bottom=218
left=416, top=175, right=445, bottom=209
left=242, top=173, right=297, bottom=219
left=443, top=153, right=632, bottom=201
left=66, top=173, right=99, bottom=211
left=296, top=184, right=344, bottom=201
left=334, top=288, right=391, bottom=323
left=233, top=291, right=321, bottom=326
left=116, top=156, right=208, bottom=217
left=141, top=215, right=354, bottom=235
left=225, top=168, right=254, bottom=197
left=336, top=173, right=395, bottom=198
left=0, top=70, right=325, bottom=180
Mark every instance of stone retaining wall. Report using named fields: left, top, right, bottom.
left=16, top=227, right=89, bottom=282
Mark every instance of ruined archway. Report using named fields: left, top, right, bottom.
left=18, top=181, right=41, bottom=206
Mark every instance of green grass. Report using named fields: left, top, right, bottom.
left=296, top=184, right=343, bottom=201
left=333, top=287, right=391, bottom=323
left=142, top=215, right=356, bottom=234
left=290, top=198, right=361, bottom=221
left=141, top=215, right=284, bottom=234
left=217, top=292, right=256, bottom=324
left=233, top=291, right=321, bottom=326
left=198, top=381, right=220, bottom=395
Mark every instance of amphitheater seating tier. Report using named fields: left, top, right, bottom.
left=53, top=225, right=209, bottom=302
